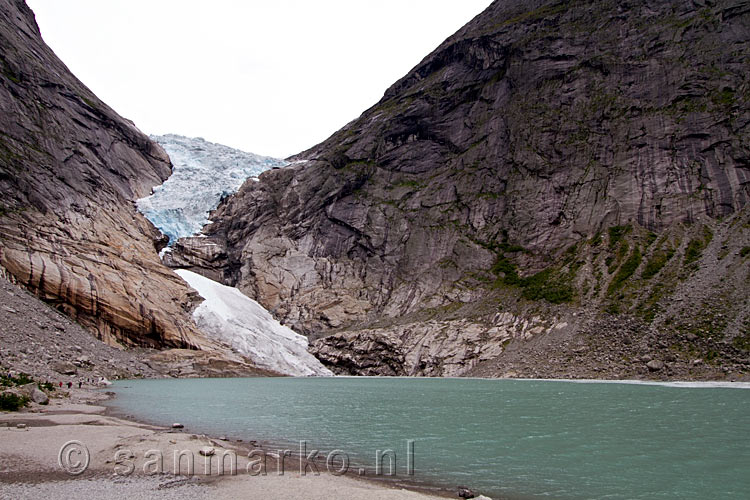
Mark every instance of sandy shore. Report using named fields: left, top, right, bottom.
left=0, top=389, right=450, bottom=499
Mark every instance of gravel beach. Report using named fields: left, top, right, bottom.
left=0, top=388, right=448, bottom=499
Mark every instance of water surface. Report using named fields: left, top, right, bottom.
left=107, top=377, right=750, bottom=499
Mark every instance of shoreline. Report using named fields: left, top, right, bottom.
left=0, top=386, right=457, bottom=500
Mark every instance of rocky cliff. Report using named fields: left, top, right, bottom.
left=0, top=0, right=208, bottom=348
left=173, top=0, right=750, bottom=379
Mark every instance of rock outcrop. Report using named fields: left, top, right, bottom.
left=173, top=0, right=750, bottom=378
left=0, top=0, right=207, bottom=348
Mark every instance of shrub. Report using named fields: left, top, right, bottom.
left=0, top=393, right=29, bottom=411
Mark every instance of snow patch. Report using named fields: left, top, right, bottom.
left=175, top=269, right=332, bottom=377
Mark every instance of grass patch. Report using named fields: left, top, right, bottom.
left=642, top=247, right=675, bottom=279
left=521, top=269, right=575, bottom=304
left=684, top=239, right=704, bottom=265
left=740, top=246, right=750, bottom=258
left=684, top=226, right=713, bottom=266
left=608, top=246, right=642, bottom=294
left=490, top=247, right=575, bottom=304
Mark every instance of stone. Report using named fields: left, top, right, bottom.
left=51, top=361, right=78, bottom=375
left=2, top=306, right=17, bottom=314
left=16, top=423, right=27, bottom=429
left=31, top=387, right=48, bottom=405
left=199, top=447, right=216, bottom=457
left=457, top=486, right=475, bottom=498
left=172, top=423, right=185, bottom=429
left=646, top=360, right=664, bottom=372
left=686, top=333, right=699, bottom=341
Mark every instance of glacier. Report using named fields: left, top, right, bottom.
left=137, top=134, right=287, bottom=244
left=175, top=269, right=332, bottom=377
left=136, top=134, right=328, bottom=377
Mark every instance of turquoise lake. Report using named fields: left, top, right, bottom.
left=106, top=377, right=750, bottom=499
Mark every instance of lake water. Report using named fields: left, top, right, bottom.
left=106, top=377, right=750, bottom=499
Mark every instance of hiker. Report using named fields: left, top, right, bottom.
left=59, top=381, right=63, bottom=388
left=78, top=380, right=82, bottom=389
left=67, top=381, right=72, bottom=389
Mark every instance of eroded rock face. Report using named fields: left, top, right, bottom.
left=0, top=0, right=207, bottom=348
left=310, top=313, right=566, bottom=377
left=176, top=0, right=750, bottom=339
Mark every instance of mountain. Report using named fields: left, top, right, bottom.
left=172, top=0, right=750, bottom=379
left=138, top=134, right=286, bottom=245
left=0, top=0, right=209, bottom=349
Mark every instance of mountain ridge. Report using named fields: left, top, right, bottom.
left=173, top=0, right=750, bottom=379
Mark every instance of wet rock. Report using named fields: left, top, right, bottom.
left=172, top=423, right=185, bottom=429
left=457, top=486, right=475, bottom=498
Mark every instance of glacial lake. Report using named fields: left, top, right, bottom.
left=106, top=377, right=750, bottom=499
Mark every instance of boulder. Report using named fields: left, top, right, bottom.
left=31, top=387, right=48, bottom=405
left=457, top=486, right=475, bottom=498
left=52, top=361, right=78, bottom=375
left=646, top=360, right=664, bottom=372
left=199, top=447, right=216, bottom=457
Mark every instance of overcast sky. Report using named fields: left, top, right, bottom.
left=26, top=0, right=492, bottom=158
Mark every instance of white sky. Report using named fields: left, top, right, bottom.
left=26, top=0, right=492, bottom=158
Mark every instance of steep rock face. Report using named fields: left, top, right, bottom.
left=0, top=0, right=207, bottom=348
left=178, top=0, right=750, bottom=342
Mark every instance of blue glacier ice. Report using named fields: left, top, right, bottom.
left=137, top=134, right=287, bottom=244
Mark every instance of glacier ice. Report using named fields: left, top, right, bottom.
left=138, top=134, right=327, bottom=376
left=137, top=134, right=286, bottom=244
left=175, top=269, right=332, bottom=377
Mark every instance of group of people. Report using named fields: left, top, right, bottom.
left=52, top=377, right=104, bottom=389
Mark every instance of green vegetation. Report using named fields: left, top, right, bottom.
left=606, top=241, right=629, bottom=274
left=711, top=88, right=736, bottom=108
left=1, top=372, right=34, bottom=387
left=495, top=2, right=569, bottom=29
left=81, top=96, right=98, bottom=109
left=520, top=268, right=575, bottom=304
left=490, top=242, right=575, bottom=304
left=608, top=225, right=632, bottom=250
left=684, top=238, right=704, bottom=264
left=683, top=226, right=713, bottom=266
left=641, top=247, right=675, bottom=279
left=608, top=246, right=642, bottom=294
left=740, top=246, right=750, bottom=258
left=589, top=231, right=602, bottom=247
left=733, top=333, right=750, bottom=351
left=0, top=393, right=29, bottom=411
left=0, top=56, right=21, bottom=85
